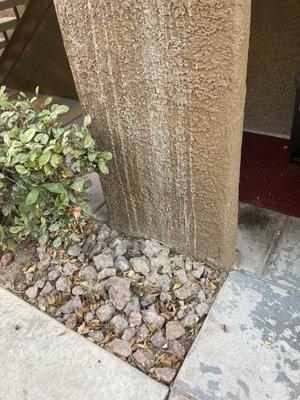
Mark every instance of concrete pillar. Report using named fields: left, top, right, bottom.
left=54, top=0, right=251, bottom=267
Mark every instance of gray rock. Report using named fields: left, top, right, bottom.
left=197, top=291, right=207, bottom=302
left=191, top=262, right=205, bottom=279
left=155, top=367, right=176, bottom=384
left=92, top=282, right=106, bottom=297
left=142, top=310, right=165, bottom=330
left=72, top=285, right=84, bottom=296
left=67, top=244, right=81, bottom=257
left=111, top=315, right=128, bottom=335
left=130, top=256, right=150, bottom=276
left=84, top=312, right=94, bottom=323
left=129, top=312, right=142, bottom=327
left=82, top=234, right=96, bottom=252
left=98, top=268, right=116, bottom=281
left=107, top=338, right=132, bottom=358
left=160, top=292, right=172, bottom=302
left=161, top=283, right=171, bottom=292
left=170, top=340, right=186, bottom=359
left=93, top=254, right=114, bottom=271
left=114, top=256, right=130, bottom=272
left=55, top=277, right=69, bottom=292
left=165, top=321, right=185, bottom=340
left=36, top=246, right=46, bottom=257
left=25, top=286, right=39, bottom=300
left=89, top=330, right=104, bottom=343
left=63, top=263, right=78, bottom=277
left=108, top=277, right=131, bottom=310
left=113, top=239, right=129, bottom=257
left=34, top=279, right=45, bottom=289
left=47, top=269, right=60, bottom=282
left=136, top=324, right=149, bottom=342
left=124, top=296, right=140, bottom=315
left=133, top=349, right=155, bottom=371
left=40, top=282, right=53, bottom=296
left=182, top=313, right=199, bottom=328
left=141, top=240, right=162, bottom=258
left=150, top=331, right=167, bottom=348
left=122, top=327, right=136, bottom=342
left=195, top=302, right=210, bottom=318
left=56, top=296, right=82, bottom=315
left=146, top=271, right=172, bottom=289
left=129, top=240, right=143, bottom=257
left=177, top=309, right=186, bottom=320
left=141, top=295, right=157, bottom=308
left=170, top=254, right=185, bottom=269
left=173, top=269, right=188, bottom=284
left=96, top=303, right=115, bottom=322
left=97, top=224, right=111, bottom=241
left=184, top=259, right=193, bottom=273
left=69, top=233, right=81, bottom=243
left=77, top=253, right=85, bottom=263
left=65, top=314, right=77, bottom=330
left=80, top=265, right=97, bottom=283
left=174, top=283, right=196, bottom=300
left=88, top=243, right=104, bottom=258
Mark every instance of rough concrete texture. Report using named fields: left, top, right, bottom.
left=170, top=270, right=300, bottom=400
left=237, top=203, right=300, bottom=292
left=263, top=216, right=300, bottom=292
left=237, top=203, right=285, bottom=276
left=0, top=288, right=168, bottom=400
left=53, top=0, right=251, bottom=267
left=244, top=0, right=300, bottom=137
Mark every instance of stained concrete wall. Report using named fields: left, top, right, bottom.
left=54, top=0, right=251, bottom=267
left=244, top=0, right=300, bottom=137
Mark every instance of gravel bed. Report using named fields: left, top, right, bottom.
left=1, top=220, right=226, bottom=385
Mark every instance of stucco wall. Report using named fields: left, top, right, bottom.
left=54, top=0, right=250, bottom=267
left=244, top=0, right=300, bottom=137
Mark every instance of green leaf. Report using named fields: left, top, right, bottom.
left=49, top=223, right=60, bottom=232
left=9, top=226, right=23, bottom=234
left=71, top=180, right=85, bottom=193
left=15, top=165, right=28, bottom=174
left=55, top=105, right=69, bottom=115
left=20, top=128, right=36, bottom=143
left=44, top=97, right=52, bottom=106
left=44, top=163, right=54, bottom=176
left=26, top=187, right=39, bottom=205
left=98, top=160, right=109, bottom=174
left=101, top=151, right=113, bottom=161
left=39, top=152, right=51, bottom=167
left=84, top=115, right=92, bottom=126
left=44, top=183, right=65, bottom=194
left=53, top=236, right=62, bottom=248
left=50, top=154, right=63, bottom=168
left=60, top=191, right=69, bottom=206
left=84, top=135, right=93, bottom=148
left=88, top=152, right=97, bottom=162
left=39, top=234, right=48, bottom=245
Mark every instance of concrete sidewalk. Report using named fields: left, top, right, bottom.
left=170, top=204, right=300, bottom=400
left=0, top=288, right=168, bottom=400
left=170, top=270, right=300, bottom=400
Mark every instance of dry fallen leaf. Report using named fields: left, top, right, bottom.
left=172, top=282, right=182, bottom=291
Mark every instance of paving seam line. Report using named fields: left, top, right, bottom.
left=260, top=214, right=288, bottom=279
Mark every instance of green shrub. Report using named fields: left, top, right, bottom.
left=0, top=87, right=111, bottom=250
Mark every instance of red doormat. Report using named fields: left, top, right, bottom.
left=239, top=132, right=300, bottom=218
